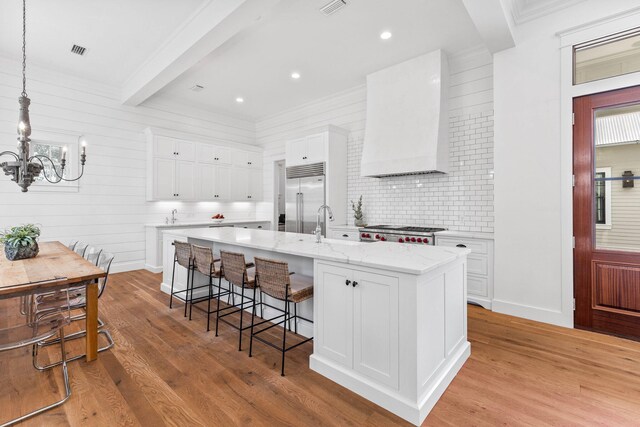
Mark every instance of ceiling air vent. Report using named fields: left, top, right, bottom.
left=71, top=44, right=86, bottom=56
left=190, top=84, right=205, bottom=92
left=320, top=0, right=346, bottom=16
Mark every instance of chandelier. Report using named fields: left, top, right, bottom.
left=0, top=0, right=87, bottom=192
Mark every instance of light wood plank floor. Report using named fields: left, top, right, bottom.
left=2, top=269, right=640, bottom=426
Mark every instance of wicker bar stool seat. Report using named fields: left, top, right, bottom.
left=250, top=257, right=314, bottom=376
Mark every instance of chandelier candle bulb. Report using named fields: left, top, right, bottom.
left=62, top=146, right=67, bottom=161
left=81, top=141, right=86, bottom=155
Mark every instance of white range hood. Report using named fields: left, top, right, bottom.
left=361, top=50, right=449, bottom=177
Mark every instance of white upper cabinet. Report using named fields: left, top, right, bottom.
left=197, top=143, right=232, bottom=165
left=286, top=133, right=327, bottom=166
left=233, top=149, right=261, bottom=168
left=154, top=136, right=195, bottom=161
left=146, top=128, right=262, bottom=202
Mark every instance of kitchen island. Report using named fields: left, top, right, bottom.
left=161, top=227, right=470, bottom=425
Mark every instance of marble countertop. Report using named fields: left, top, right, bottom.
left=165, top=227, right=470, bottom=275
left=145, top=219, right=271, bottom=228
left=434, top=230, right=494, bottom=240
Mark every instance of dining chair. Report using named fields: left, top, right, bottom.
left=83, top=246, right=102, bottom=266
left=73, top=241, right=89, bottom=257
left=67, top=241, right=78, bottom=250
left=33, top=251, right=116, bottom=367
left=250, top=257, right=314, bottom=376
left=0, top=288, right=72, bottom=426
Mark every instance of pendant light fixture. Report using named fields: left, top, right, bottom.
left=0, top=0, right=87, bottom=192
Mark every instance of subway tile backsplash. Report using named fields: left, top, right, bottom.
left=347, top=110, right=494, bottom=233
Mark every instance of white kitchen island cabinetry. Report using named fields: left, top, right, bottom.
left=160, top=227, right=469, bottom=425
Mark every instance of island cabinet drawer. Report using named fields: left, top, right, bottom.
left=467, top=254, right=488, bottom=276
left=314, top=262, right=400, bottom=390
left=435, top=237, right=488, bottom=255
left=468, top=274, right=489, bottom=297
left=327, top=229, right=359, bottom=241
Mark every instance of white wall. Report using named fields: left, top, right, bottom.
left=257, top=47, right=494, bottom=231
left=0, top=57, right=257, bottom=272
left=493, top=0, right=640, bottom=326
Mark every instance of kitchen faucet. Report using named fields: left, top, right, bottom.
left=170, top=209, right=178, bottom=225
left=315, top=205, right=334, bottom=243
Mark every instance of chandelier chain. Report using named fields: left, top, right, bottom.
left=21, top=0, right=27, bottom=97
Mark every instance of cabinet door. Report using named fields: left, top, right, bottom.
left=175, top=140, right=195, bottom=161
left=231, top=168, right=249, bottom=200
left=286, top=137, right=307, bottom=166
left=352, top=270, right=399, bottom=389
left=214, top=166, right=232, bottom=200
left=153, top=158, right=175, bottom=199
left=197, top=164, right=215, bottom=199
left=197, top=144, right=215, bottom=164
left=314, top=263, right=353, bottom=368
left=246, top=151, right=261, bottom=168
left=305, top=133, right=326, bottom=164
left=154, top=136, right=176, bottom=159
left=175, top=161, right=196, bottom=200
left=214, top=146, right=232, bottom=165
left=247, top=169, right=263, bottom=201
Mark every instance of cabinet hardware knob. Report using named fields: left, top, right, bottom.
left=456, top=244, right=467, bottom=248
left=258, top=226, right=262, bottom=229
left=345, top=279, right=351, bottom=286
left=342, top=234, right=348, bottom=237
left=352, top=281, right=358, bottom=287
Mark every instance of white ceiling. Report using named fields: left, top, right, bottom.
left=150, top=0, right=484, bottom=119
left=0, top=0, right=204, bottom=86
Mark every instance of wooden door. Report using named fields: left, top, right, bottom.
left=574, top=86, right=640, bottom=339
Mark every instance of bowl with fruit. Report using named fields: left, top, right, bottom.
left=211, top=213, right=225, bottom=224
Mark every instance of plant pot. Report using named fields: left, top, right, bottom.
left=4, top=243, right=39, bottom=261
left=354, top=219, right=366, bottom=227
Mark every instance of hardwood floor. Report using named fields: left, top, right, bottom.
left=2, top=269, right=640, bottom=426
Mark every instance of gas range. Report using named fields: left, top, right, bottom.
left=358, top=225, right=446, bottom=245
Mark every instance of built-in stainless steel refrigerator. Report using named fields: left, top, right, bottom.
left=285, top=163, right=326, bottom=235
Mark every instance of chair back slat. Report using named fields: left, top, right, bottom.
left=173, top=241, right=192, bottom=269
left=220, top=250, right=248, bottom=286
left=84, top=246, right=102, bottom=266
left=254, top=257, right=290, bottom=301
left=73, top=241, right=89, bottom=257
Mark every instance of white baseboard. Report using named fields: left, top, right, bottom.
left=145, top=264, right=163, bottom=274
left=467, top=296, right=492, bottom=310
left=111, top=260, right=145, bottom=273
left=310, top=341, right=470, bottom=426
left=492, top=299, right=571, bottom=327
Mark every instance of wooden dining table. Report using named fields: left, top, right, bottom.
left=0, top=241, right=107, bottom=361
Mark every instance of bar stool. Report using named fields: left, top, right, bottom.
left=250, top=257, right=314, bottom=376
left=190, top=244, right=229, bottom=331
left=215, top=250, right=261, bottom=351
left=169, top=241, right=208, bottom=318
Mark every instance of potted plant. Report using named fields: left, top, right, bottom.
left=0, top=224, right=41, bottom=261
left=351, top=195, right=366, bottom=227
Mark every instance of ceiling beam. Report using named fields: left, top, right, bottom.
left=121, top=0, right=279, bottom=106
left=462, top=0, right=515, bottom=54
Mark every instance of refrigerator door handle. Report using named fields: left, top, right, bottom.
left=299, top=192, right=304, bottom=233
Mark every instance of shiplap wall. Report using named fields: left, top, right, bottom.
left=0, top=57, right=256, bottom=272
left=595, top=143, right=640, bottom=251
left=256, top=47, right=494, bottom=230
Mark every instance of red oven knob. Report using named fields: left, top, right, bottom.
left=417, top=238, right=422, bottom=243
left=410, top=237, right=416, bottom=242
left=404, top=238, right=410, bottom=243
left=375, top=234, right=380, bottom=239
left=380, top=236, right=386, bottom=241
left=424, top=238, right=429, bottom=244
left=398, top=238, right=404, bottom=243
left=361, top=233, right=366, bottom=238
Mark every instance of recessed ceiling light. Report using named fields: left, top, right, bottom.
left=291, top=72, right=301, bottom=80
left=380, top=31, right=392, bottom=40
left=236, top=97, right=244, bottom=103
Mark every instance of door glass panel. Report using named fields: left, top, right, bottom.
left=594, top=103, right=640, bottom=251
left=574, top=27, right=640, bottom=85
